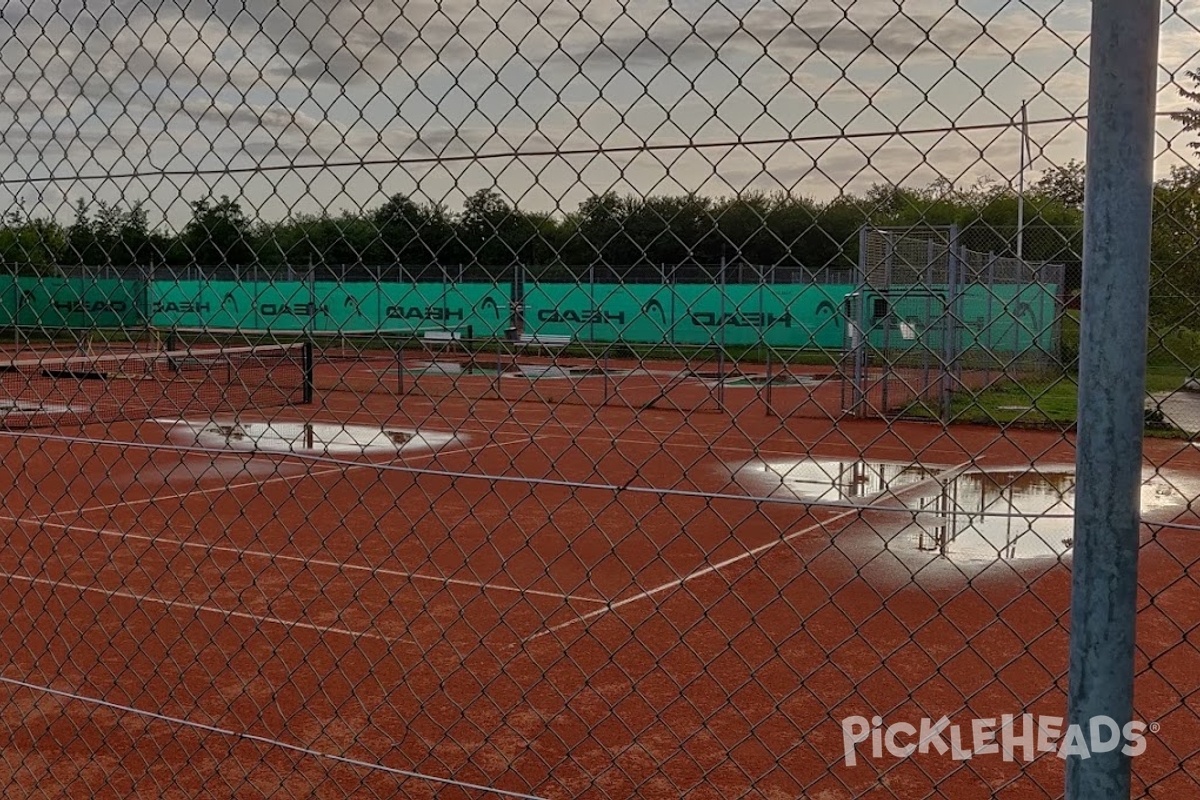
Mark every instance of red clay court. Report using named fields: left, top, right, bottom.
left=0, top=351, right=1197, bottom=799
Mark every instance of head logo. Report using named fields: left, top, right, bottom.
left=537, top=307, right=625, bottom=325
left=816, top=300, right=837, bottom=318
left=260, top=301, right=329, bottom=317
left=153, top=298, right=210, bottom=315
left=690, top=310, right=793, bottom=329
left=642, top=299, right=667, bottom=327
left=53, top=298, right=127, bottom=315
left=221, top=292, right=239, bottom=313
left=479, top=296, right=501, bottom=318
left=385, top=304, right=464, bottom=323
left=1013, top=301, right=1039, bottom=331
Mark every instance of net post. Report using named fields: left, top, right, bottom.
left=717, top=257, right=727, bottom=411
left=164, top=326, right=179, bottom=372
left=764, top=343, right=774, bottom=417
left=397, top=336, right=405, bottom=396
left=302, top=339, right=314, bottom=405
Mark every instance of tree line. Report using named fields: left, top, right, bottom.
left=3, top=159, right=1199, bottom=323
left=0, top=162, right=1085, bottom=271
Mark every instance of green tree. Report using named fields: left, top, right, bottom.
left=0, top=201, right=67, bottom=274
left=621, top=194, right=717, bottom=269
left=373, top=194, right=458, bottom=270
left=1150, top=165, right=1200, bottom=326
left=180, top=195, right=255, bottom=267
left=569, top=192, right=631, bottom=268
left=712, top=192, right=783, bottom=268
left=458, top=188, right=518, bottom=269
left=1170, top=70, right=1200, bottom=154
left=1031, top=160, right=1086, bottom=208
left=64, top=199, right=158, bottom=267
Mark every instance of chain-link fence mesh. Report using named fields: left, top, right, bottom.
left=0, top=1, right=1194, bottom=798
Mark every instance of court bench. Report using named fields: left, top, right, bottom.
left=458, top=331, right=574, bottom=374
left=513, top=332, right=572, bottom=353
left=419, top=329, right=468, bottom=358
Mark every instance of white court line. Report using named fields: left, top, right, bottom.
left=521, top=506, right=865, bottom=644
left=521, top=461, right=975, bottom=643
left=358, top=415, right=963, bottom=473
left=37, top=431, right=530, bottom=520
left=0, top=676, right=549, bottom=800
left=38, top=464, right=350, bottom=520
left=525, top=429, right=973, bottom=462
left=0, top=569, right=409, bottom=645
left=382, top=407, right=996, bottom=464
left=4, top=516, right=607, bottom=607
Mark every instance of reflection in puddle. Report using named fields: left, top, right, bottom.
left=737, top=458, right=938, bottom=504
left=902, top=470, right=1077, bottom=561
left=704, top=373, right=822, bottom=388
left=162, top=419, right=457, bottom=456
left=901, top=468, right=1193, bottom=562
left=400, top=362, right=632, bottom=379
left=735, top=458, right=1196, bottom=563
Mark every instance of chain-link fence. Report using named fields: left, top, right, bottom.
left=0, top=1, right=1193, bottom=798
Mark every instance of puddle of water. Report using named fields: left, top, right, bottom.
left=161, top=419, right=456, bottom=456
left=736, top=457, right=938, bottom=503
left=735, top=457, right=1198, bottom=563
left=0, top=400, right=87, bottom=415
left=398, top=361, right=631, bottom=380
left=899, top=469, right=1077, bottom=561
left=401, top=361, right=466, bottom=376
left=719, top=374, right=820, bottom=388
left=0, top=399, right=95, bottom=426
left=895, top=468, right=1197, bottom=562
left=508, top=365, right=630, bottom=379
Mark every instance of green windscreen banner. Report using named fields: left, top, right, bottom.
left=0, top=276, right=13, bottom=327
left=523, top=283, right=851, bottom=349
left=12, top=275, right=146, bottom=330
left=149, top=280, right=510, bottom=336
left=1, top=276, right=1057, bottom=355
left=852, top=284, right=1059, bottom=354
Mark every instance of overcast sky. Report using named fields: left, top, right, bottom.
left=1, top=0, right=1198, bottom=229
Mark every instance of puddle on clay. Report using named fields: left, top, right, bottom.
left=737, top=457, right=937, bottom=503
left=400, top=361, right=630, bottom=379
left=0, top=399, right=90, bottom=420
left=506, top=365, right=631, bottom=379
left=162, top=419, right=456, bottom=456
left=716, top=374, right=821, bottom=387
left=734, top=457, right=1197, bottom=563
left=900, top=469, right=1078, bottom=561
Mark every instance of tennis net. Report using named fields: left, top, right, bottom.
left=163, top=326, right=475, bottom=363
left=0, top=341, right=312, bottom=428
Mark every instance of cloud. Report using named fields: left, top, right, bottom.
left=0, top=0, right=1190, bottom=230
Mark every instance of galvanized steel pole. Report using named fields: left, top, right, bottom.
left=1067, top=1, right=1160, bottom=797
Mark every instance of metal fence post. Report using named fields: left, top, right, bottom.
left=1067, top=2, right=1160, bottom=797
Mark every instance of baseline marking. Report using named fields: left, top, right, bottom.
left=0, top=569, right=410, bottom=645
left=4, top=516, right=607, bottom=606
